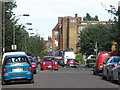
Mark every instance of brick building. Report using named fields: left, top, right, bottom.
left=44, top=36, right=52, bottom=52
left=52, top=14, right=110, bottom=53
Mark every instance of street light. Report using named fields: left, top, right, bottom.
left=12, top=14, right=29, bottom=50
left=2, top=0, right=5, bottom=53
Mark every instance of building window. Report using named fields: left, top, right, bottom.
left=78, top=26, right=84, bottom=33
left=55, top=31, right=58, bottom=36
left=70, top=19, right=77, bottom=23
left=55, top=40, right=58, bottom=47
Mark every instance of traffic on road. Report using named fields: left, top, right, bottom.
left=1, top=51, right=120, bottom=89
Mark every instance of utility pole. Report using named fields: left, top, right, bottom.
left=94, top=42, right=98, bottom=60
left=118, top=1, right=120, bottom=30
left=2, top=0, right=5, bottom=53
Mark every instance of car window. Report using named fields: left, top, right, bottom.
left=5, top=57, right=29, bottom=65
left=28, top=58, right=33, bottom=62
left=44, top=58, right=55, bottom=61
left=113, top=57, right=120, bottom=62
left=107, top=57, right=112, bottom=63
left=68, top=59, right=75, bottom=62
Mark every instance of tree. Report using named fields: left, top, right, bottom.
left=39, top=50, right=50, bottom=59
left=83, top=13, right=99, bottom=21
left=80, top=24, right=112, bottom=55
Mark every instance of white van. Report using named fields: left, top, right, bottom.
left=63, top=51, right=75, bottom=65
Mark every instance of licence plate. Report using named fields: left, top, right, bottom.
left=48, top=66, right=52, bottom=68
left=70, top=64, right=74, bottom=66
left=12, top=68, right=23, bottom=72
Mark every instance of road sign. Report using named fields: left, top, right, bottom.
left=12, top=45, right=17, bottom=50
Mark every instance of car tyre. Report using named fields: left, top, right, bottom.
left=106, top=73, right=110, bottom=81
left=118, top=73, right=120, bottom=85
left=93, top=70, right=96, bottom=75
left=111, top=73, right=115, bottom=83
left=102, top=73, right=106, bottom=80
left=29, top=78, right=34, bottom=83
left=2, top=79, right=7, bottom=85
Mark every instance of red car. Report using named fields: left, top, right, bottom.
left=67, top=59, right=77, bottom=67
left=41, top=56, right=58, bottom=70
left=28, top=56, right=38, bottom=74
left=93, top=52, right=117, bottom=75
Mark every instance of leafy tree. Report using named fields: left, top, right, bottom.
left=83, top=13, right=99, bottom=21
left=80, top=24, right=112, bottom=55
left=3, top=1, right=17, bottom=52
left=39, top=50, right=50, bottom=59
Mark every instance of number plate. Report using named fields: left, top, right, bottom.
left=48, top=66, right=52, bottom=68
left=70, top=64, right=74, bottom=66
left=12, top=68, right=23, bottom=72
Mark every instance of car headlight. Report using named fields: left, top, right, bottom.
left=43, top=62, right=46, bottom=65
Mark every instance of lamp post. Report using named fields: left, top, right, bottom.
left=2, top=0, right=5, bottom=53
left=12, top=14, right=29, bottom=50
left=118, top=1, right=120, bottom=29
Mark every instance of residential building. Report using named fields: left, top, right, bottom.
left=44, top=36, right=52, bottom=52
left=52, top=14, right=111, bottom=53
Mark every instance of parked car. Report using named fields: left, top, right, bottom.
left=93, top=51, right=117, bottom=75
left=58, top=59, right=64, bottom=66
left=102, top=56, right=120, bottom=81
left=28, top=56, right=38, bottom=74
left=41, top=56, right=58, bottom=70
left=1, top=52, right=34, bottom=85
left=111, top=61, right=120, bottom=85
left=67, top=59, right=77, bottom=67
left=33, top=57, right=39, bottom=65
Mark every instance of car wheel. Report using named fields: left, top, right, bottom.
left=102, top=73, right=106, bottom=80
left=106, top=74, right=110, bottom=81
left=29, top=78, right=34, bottom=83
left=111, top=73, right=114, bottom=83
left=93, top=70, right=96, bottom=75
left=2, top=79, right=7, bottom=85
left=118, top=73, right=120, bottom=85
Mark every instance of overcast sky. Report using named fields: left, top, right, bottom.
left=12, top=0, right=119, bottom=40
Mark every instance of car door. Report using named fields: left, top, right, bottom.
left=104, top=58, right=112, bottom=76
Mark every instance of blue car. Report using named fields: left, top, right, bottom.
left=1, top=52, right=34, bottom=85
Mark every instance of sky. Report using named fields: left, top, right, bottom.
left=12, top=0, right=119, bottom=40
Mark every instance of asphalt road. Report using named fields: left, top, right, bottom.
left=1, top=65, right=119, bottom=89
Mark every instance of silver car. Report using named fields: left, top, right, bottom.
left=102, top=56, right=120, bottom=81
left=111, top=61, right=120, bottom=85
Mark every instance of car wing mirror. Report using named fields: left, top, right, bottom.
left=103, top=62, right=106, bottom=64
left=118, top=61, right=120, bottom=65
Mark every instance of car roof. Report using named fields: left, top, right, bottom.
left=2, top=51, right=26, bottom=64
left=43, top=56, right=55, bottom=58
left=6, top=55, right=27, bottom=58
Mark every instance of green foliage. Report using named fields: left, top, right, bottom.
left=83, top=13, right=99, bottom=21
left=75, top=53, right=83, bottom=59
left=66, top=48, right=73, bottom=51
left=40, top=50, right=50, bottom=59
left=2, top=1, right=45, bottom=57
left=80, top=24, right=112, bottom=55
left=86, top=59, right=95, bottom=68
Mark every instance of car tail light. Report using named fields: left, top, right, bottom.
left=28, top=66, right=32, bottom=71
left=112, top=64, right=115, bottom=68
left=4, top=67, right=7, bottom=73
left=100, top=64, right=103, bottom=68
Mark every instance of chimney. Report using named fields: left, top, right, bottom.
left=41, top=37, right=44, bottom=41
left=75, top=13, right=78, bottom=18
left=48, top=36, right=51, bottom=40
